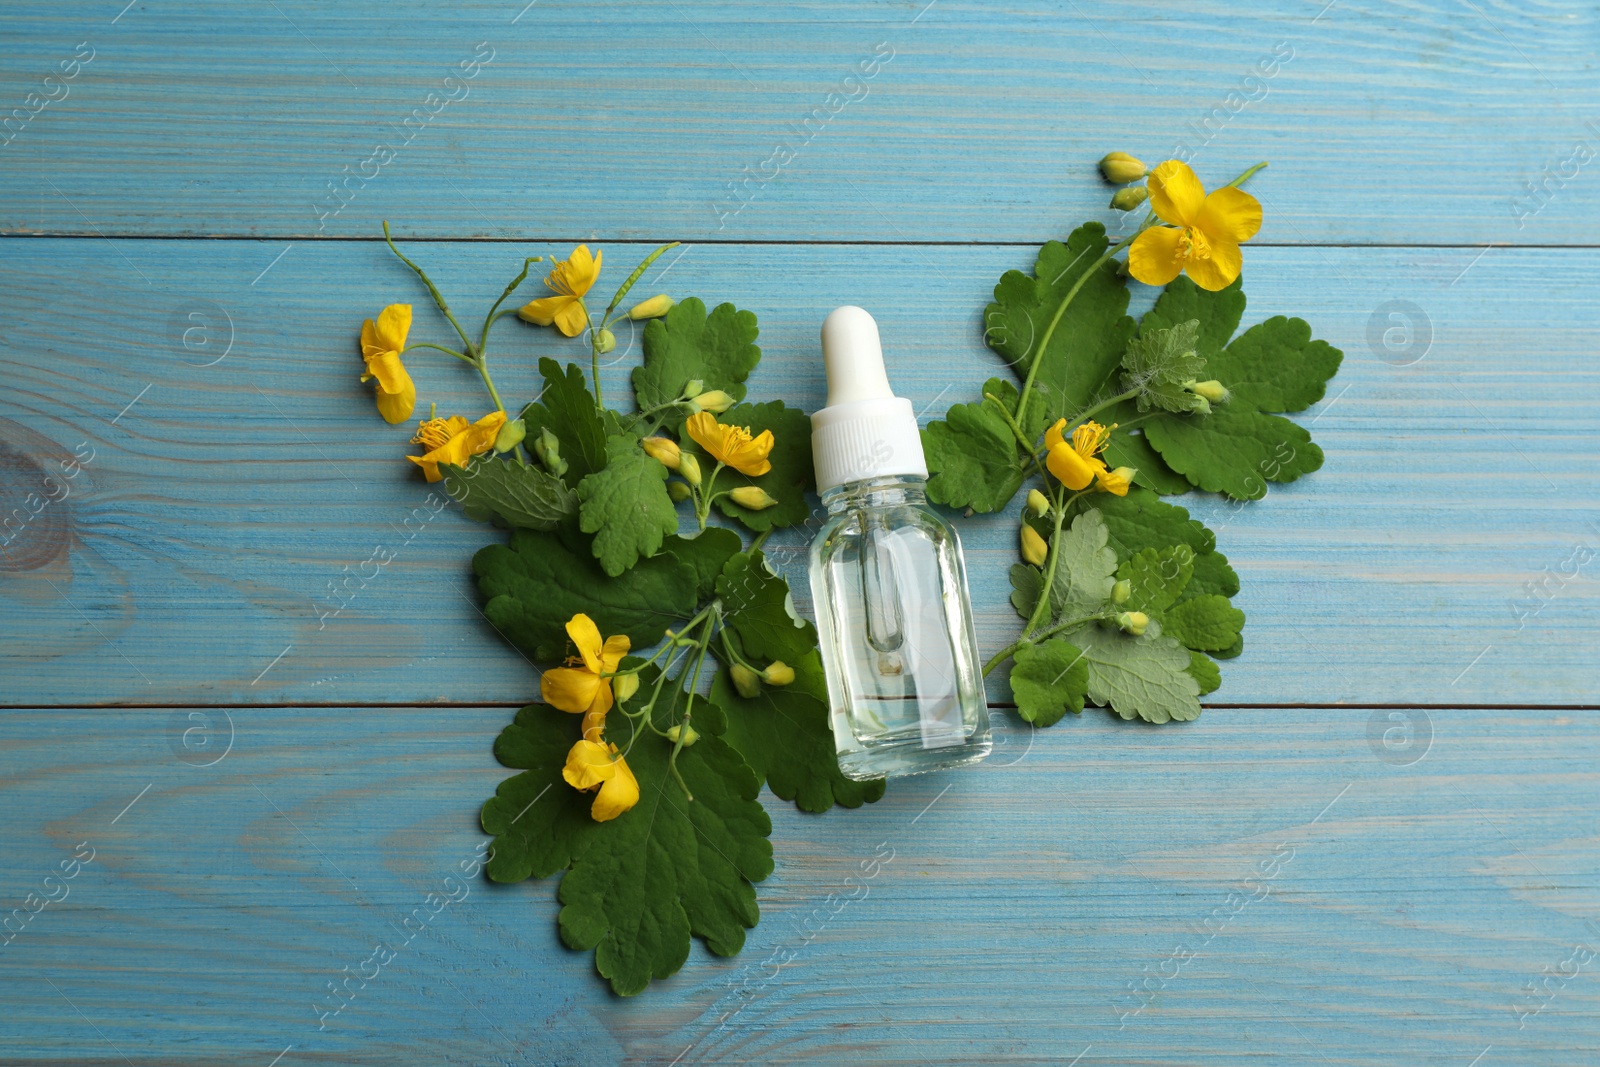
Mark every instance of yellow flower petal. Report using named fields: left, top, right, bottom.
left=375, top=377, right=417, bottom=425
left=580, top=708, right=607, bottom=743
left=1198, top=186, right=1262, bottom=244
left=543, top=666, right=604, bottom=714
left=600, top=634, right=631, bottom=675
left=1047, top=443, right=1098, bottom=491
left=374, top=304, right=412, bottom=353
left=1184, top=236, right=1243, bottom=292
left=1096, top=466, right=1135, bottom=496
left=1127, top=226, right=1186, bottom=287
left=1146, top=160, right=1206, bottom=227
left=560, top=245, right=601, bottom=297
left=1044, top=418, right=1067, bottom=452
left=565, top=614, right=605, bottom=674
left=406, top=411, right=504, bottom=481
left=563, top=739, right=618, bottom=790
left=551, top=297, right=590, bottom=338
left=590, top=753, right=639, bottom=821
left=518, top=294, right=571, bottom=327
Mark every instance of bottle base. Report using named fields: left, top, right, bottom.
left=836, top=737, right=992, bottom=782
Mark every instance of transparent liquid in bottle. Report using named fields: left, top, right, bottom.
left=809, top=475, right=991, bottom=780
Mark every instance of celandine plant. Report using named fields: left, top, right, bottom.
left=352, top=151, right=1342, bottom=995
left=356, top=228, right=877, bottom=996
left=924, top=155, right=1343, bottom=724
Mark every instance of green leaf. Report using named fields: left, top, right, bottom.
left=706, top=400, right=815, bottom=531
left=1161, top=594, right=1246, bottom=653
left=662, top=527, right=743, bottom=602
left=480, top=697, right=773, bottom=997
left=578, top=435, right=682, bottom=576
left=441, top=456, right=577, bottom=531
left=1076, top=486, right=1213, bottom=556
left=924, top=387, right=1027, bottom=514
left=473, top=527, right=697, bottom=660
left=1116, top=545, right=1195, bottom=615
left=633, top=298, right=761, bottom=411
left=1009, top=639, right=1089, bottom=726
left=522, top=358, right=608, bottom=488
left=1121, top=319, right=1208, bottom=413
left=1186, top=547, right=1241, bottom=601
left=1100, top=423, right=1193, bottom=496
left=1186, top=650, right=1222, bottom=696
left=1210, top=315, right=1343, bottom=414
left=1066, top=623, right=1202, bottom=724
left=711, top=650, right=885, bottom=812
left=1143, top=400, right=1323, bottom=501
left=1139, top=275, right=1246, bottom=362
left=984, top=223, right=1136, bottom=411
left=717, top=548, right=816, bottom=664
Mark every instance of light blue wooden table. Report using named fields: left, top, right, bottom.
left=3, top=2, right=1598, bottom=1063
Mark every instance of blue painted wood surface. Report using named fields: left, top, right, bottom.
left=3, top=1, right=1599, bottom=1064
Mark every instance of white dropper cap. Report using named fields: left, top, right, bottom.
left=811, top=306, right=927, bottom=493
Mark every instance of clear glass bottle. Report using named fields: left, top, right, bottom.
left=807, top=307, right=990, bottom=781
left=809, top=475, right=990, bottom=780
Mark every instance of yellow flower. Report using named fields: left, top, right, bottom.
left=1096, top=466, right=1136, bottom=497
left=518, top=245, right=602, bottom=337
left=541, top=613, right=631, bottom=717
left=407, top=410, right=507, bottom=482
left=562, top=740, right=639, bottom=822
left=686, top=412, right=774, bottom=477
left=1044, top=418, right=1113, bottom=491
left=359, top=304, right=417, bottom=425
left=1127, top=161, right=1262, bottom=292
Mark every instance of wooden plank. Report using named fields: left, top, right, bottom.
left=2, top=238, right=1597, bottom=707
left=0, top=704, right=1594, bottom=1064
left=2, top=0, right=1597, bottom=243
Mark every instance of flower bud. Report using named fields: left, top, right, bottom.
left=1111, top=578, right=1131, bottom=604
left=666, top=723, right=700, bottom=747
left=667, top=481, right=692, bottom=503
left=533, top=427, right=567, bottom=477
left=641, top=436, right=681, bottom=470
left=494, top=417, right=527, bottom=454
left=690, top=389, right=735, bottom=414
left=612, top=672, right=639, bottom=703
left=628, top=294, right=676, bottom=320
left=1116, top=611, right=1150, bottom=636
left=728, top=485, right=778, bottom=511
left=681, top=379, right=705, bottom=399
left=1099, top=151, right=1148, bottom=184
left=730, top=662, right=762, bottom=699
left=761, top=661, right=795, bottom=686
left=595, top=328, right=616, bottom=354
left=1189, top=396, right=1213, bottom=416
left=678, top=452, right=702, bottom=487
left=1187, top=379, right=1229, bottom=404
left=1110, top=185, right=1150, bottom=211
left=1020, top=524, right=1048, bottom=567
left=1026, top=489, right=1050, bottom=517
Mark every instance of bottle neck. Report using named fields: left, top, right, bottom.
left=820, top=474, right=927, bottom=514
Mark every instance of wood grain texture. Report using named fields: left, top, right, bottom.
left=1, top=0, right=1597, bottom=243
left=2, top=239, right=1596, bottom=707
left=0, top=705, right=1595, bottom=1065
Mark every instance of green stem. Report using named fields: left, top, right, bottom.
left=1022, top=500, right=1069, bottom=637
left=1065, top=387, right=1141, bottom=431
left=693, top=462, right=724, bottom=530
left=383, top=221, right=477, bottom=358
left=590, top=324, right=604, bottom=407
left=479, top=256, right=544, bottom=352
left=982, top=611, right=1109, bottom=677
left=983, top=392, right=1050, bottom=483
left=667, top=606, right=718, bottom=803
left=1224, top=161, right=1269, bottom=189
left=401, top=343, right=475, bottom=366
